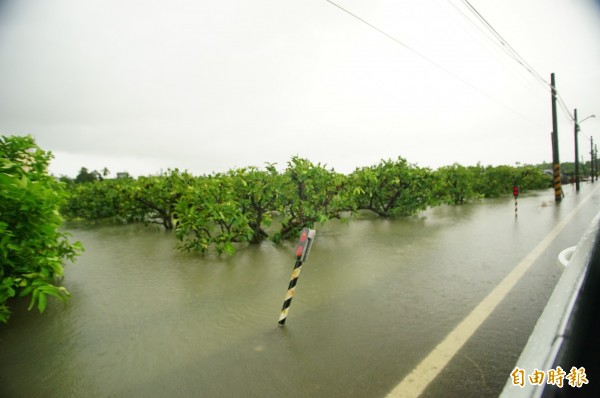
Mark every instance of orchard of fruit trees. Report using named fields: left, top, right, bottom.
left=0, top=134, right=550, bottom=323
left=61, top=154, right=549, bottom=254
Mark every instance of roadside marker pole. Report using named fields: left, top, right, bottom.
left=277, top=228, right=316, bottom=327
left=513, top=186, right=519, bottom=218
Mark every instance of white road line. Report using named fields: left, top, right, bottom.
left=387, top=186, right=599, bottom=398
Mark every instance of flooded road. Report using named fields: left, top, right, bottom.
left=2, top=184, right=599, bottom=397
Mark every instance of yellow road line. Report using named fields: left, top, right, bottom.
left=387, top=186, right=598, bottom=398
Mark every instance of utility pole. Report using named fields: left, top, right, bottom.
left=576, top=112, right=596, bottom=189
left=591, top=136, right=595, bottom=183
left=594, top=144, right=598, bottom=181
left=574, top=109, right=580, bottom=191
left=550, top=73, right=562, bottom=201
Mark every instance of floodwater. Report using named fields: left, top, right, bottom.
left=1, top=187, right=597, bottom=397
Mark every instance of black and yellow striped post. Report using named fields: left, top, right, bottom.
left=553, top=163, right=563, bottom=201
left=277, top=228, right=316, bottom=327
left=512, top=186, right=519, bottom=218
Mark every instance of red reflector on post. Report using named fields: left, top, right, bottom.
left=294, top=228, right=315, bottom=261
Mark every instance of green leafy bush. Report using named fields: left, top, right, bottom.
left=275, top=157, right=350, bottom=241
left=433, top=163, right=480, bottom=205
left=350, top=157, right=436, bottom=216
left=60, top=153, right=552, bottom=257
left=0, top=135, right=82, bottom=323
left=175, top=173, right=252, bottom=255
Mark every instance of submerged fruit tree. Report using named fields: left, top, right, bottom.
left=62, top=178, right=136, bottom=222
left=227, top=165, right=280, bottom=244
left=175, top=173, right=253, bottom=255
left=129, top=170, right=194, bottom=230
left=349, top=157, right=436, bottom=217
left=62, top=169, right=194, bottom=229
left=433, top=163, right=480, bottom=205
left=275, top=157, right=351, bottom=241
left=0, top=135, right=82, bottom=323
left=174, top=159, right=352, bottom=252
left=434, top=163, right=551, bottom=204
left=61, top=152, right=551, bottom=256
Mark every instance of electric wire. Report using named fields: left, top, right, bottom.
left=556, top=93, right=574, bottom=120
left=456, top=0, right=575, bottom=122
left=442, top=0, right=549, bottom=94
left=436, top=0, right=548, bottom=102
left=459, top=0, right=549, bottom=87
left=323, top=0, right=540, bottom=127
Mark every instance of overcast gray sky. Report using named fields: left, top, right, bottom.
left=1, top=0, right=599, bottom=177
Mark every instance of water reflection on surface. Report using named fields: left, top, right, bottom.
left=0, top=188, right=591, bottom=397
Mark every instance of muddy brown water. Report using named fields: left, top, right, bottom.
left=2, top=187, right=595, bottom=397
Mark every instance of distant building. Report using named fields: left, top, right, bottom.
left=116, top=172, right=130, bottom=179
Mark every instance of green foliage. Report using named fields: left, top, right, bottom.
left=63, top=170, right=193, bottom=229
left=275, top=157, right=350, bottom=241
left=227, top=165, right=280, bottom=244
left=478, top=165, right=514, bottom=198
left=61, top=154, right=552, bottom=257
left=434, top=163, right=551, bottom=204
left=62, top=179, right=135, bottom=222
left=514, top=165, right=551, bottom=191
left=474, top=164, right=550, bottom=198
left=0, top=135, right=82, bottom=323
left=434, top=163, right=480, bottom=205
left=131, top=170, right=194, bottom=230
left=175, top=174, right=252, bottom=255
left=350, top=157, right=436, bottom=216
left=74, top=167, right=102, bottom=184
left=174, top=158, right=352, bottom=251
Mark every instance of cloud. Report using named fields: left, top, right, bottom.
left=0, top=0, right=599, bottom=177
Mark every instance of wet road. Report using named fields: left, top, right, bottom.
left=1, top=182, right=599, bottom=397
left=410, top=182, right=600, bottom=397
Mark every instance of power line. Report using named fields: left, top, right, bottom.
left=455, top=0, right=575, bottom=122
left=459, top=0, right=549, bottom=87
left=435, top=0, right=549, bottom=106
left=556, top=93, right=574, bottom=121
left=323, top=0, right=541, bottom=127
left=323, top=0, right=435, bottom=67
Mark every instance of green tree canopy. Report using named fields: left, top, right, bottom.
left=350, top=157, right=436, bottom=216
left=75, top=167, right=102, bottom=184
left=0, top=135, right=82, bottom=323
left=275, top=157, right=350, bottom=241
